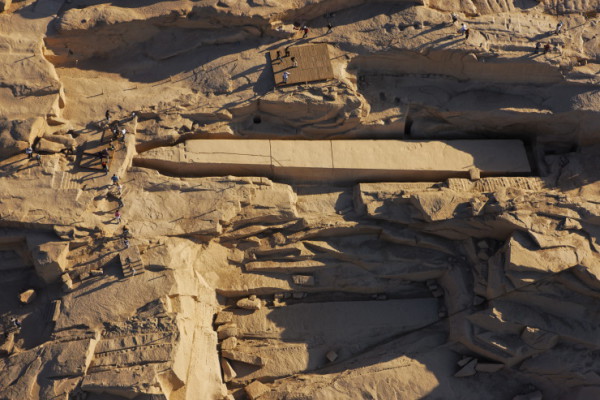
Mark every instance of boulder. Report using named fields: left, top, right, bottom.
left=245, top=381, right=270, bottom=400
left=19, top=289, right=36, bottom=304
left=27, top=238, right=70, bottom=284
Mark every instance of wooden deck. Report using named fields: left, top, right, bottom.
left=269, top=43, right=334, bottom=86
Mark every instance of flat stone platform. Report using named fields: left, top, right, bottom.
left=134, top=139, right=531, bottom=184
left=269, top=44, right=334, bottom=86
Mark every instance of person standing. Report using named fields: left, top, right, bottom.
left=291, top=57, right=298, bottom=67
left=555, top=21, right=563, bottom=35
left=111, top=174, right=119, bottom=185
left=459, top=23, right=468, bottom=35
left=302, top=26, right=309, bottom=38
left=326, top=22, right=333, bottom=33
left=451, top=12, right=458, bottom=24
left=115, top=209, right=122, bottom=224
left=25, top=146, right=33, bottom=159
left=105, top=110, right=110, bottom=123
left=465, top=28, right=470, bottom=39
left=35, top=154, right=42, bottom=165
left=282, top=71, right=290, bottom=84
left=534, top=42, right=541, bottom=54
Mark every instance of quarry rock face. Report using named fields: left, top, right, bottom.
left=1, top=1, right=600, bottom=399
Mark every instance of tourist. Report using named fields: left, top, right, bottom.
left=275, top=50, right=282, bottom=63
left=122, top=226, right=130, bottom=238
left=115, top=209, right=122, bottom=223
left=117, top=183, right=123, bottom=195
left=459, top=23, right=467, bottom=35
left=284, top=46, right=291, bottom=57
left=544, top=43, right=550, bottom=54
left=282, top=71, right=290, bottom=84
left=111, top=174, right=119, bottom=185
left=124, top=239, right=130, bottom=249
left=327, top=22, right=333, bottom=33
left=10, top=317, right=21, bottom=329
left=291, top=57, right=298, bottom=67
left=302, top=26, right=309, bottom=38
left=534, top=42, right=541, bottom=54
left=101, top=160, right=108, bottom=173
left=465, top=28, right=470, bottom=39
left=555, top=21, right=563, bottom=35
left=35, top=154, right=41, bottom=165
left=451, top=12, right=458, bottom=23
left=25, top=146, right=33, bottom=159
left=105, top=110, right=110, bottom=123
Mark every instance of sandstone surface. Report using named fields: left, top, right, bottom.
left=1, top=1, right=600, bottom=399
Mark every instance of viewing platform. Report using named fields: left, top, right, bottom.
left=269, top=44, right=335, bottom=86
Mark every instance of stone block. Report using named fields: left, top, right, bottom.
left=326, top=350, right=338, bottom=362
left=245, top=381, right=270, bottom=400
left=215, top=311, right=233, bottom=325
left=222, top=350, right=266, bottom=366
left=221, top=337, right=238, bottom=351
left=27, top=238, right=70, bottom=284
left=37, top=137, right=65, bottom=153
left=217, top=324, right=238, bottom=340
left=292, top=275, right=315, bottom=286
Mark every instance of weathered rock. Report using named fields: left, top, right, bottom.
left=512, top=390, right=543, bottom=400
left=292, top=275, right=315, bottom=286
left=27, top=238, right=70, bottom=284
left=521, top=327, right=559, bottom=350
left=245, top=380, right=270, bottom=400
left=220, top=357, right=236, bottom=382
left=215, top=311, right=234, bottom=325
left=0, top=332, right=15, bottom=356
left=326, top=350, right=338, bottom=362
left=236, top=297, right=262, bottom=310
left=222, top=349, right=266, bottom=366
left=0, top=0, right=12, bottom=12
left=475, top=363, right=504, bottom=373
left=36, top=137, right=65, bottom=153
left=217, top=324, right=238, bottom=340
left=19, top=289, right=37, bottom=304
left=221, top=337, right=238, bottom=351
